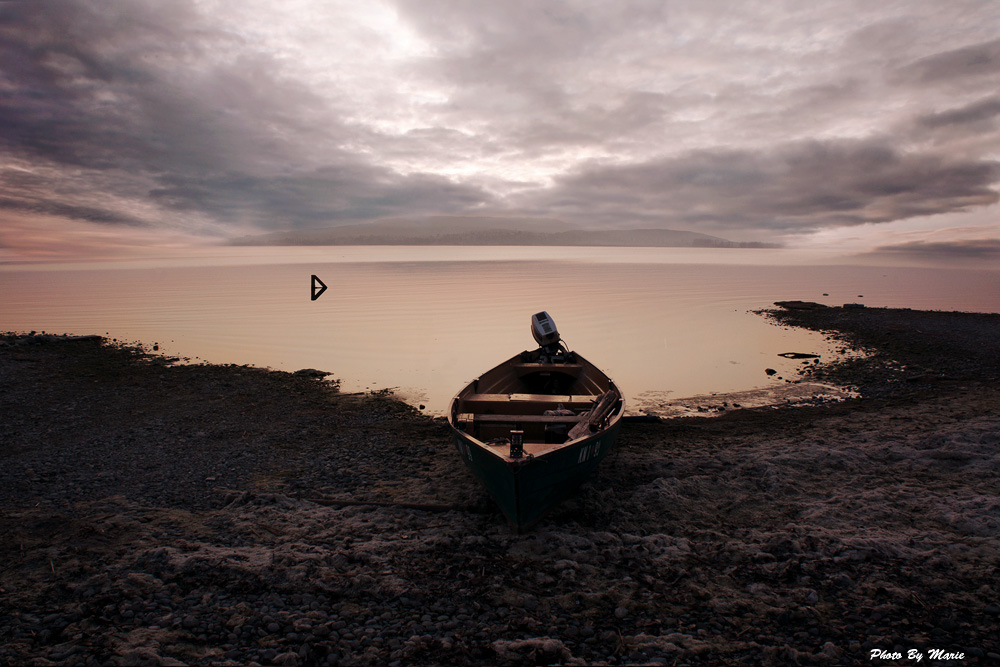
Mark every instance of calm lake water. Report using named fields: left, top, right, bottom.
left=3, top=246, right=999, bottom=414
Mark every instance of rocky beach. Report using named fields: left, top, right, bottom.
left=2, top=305, right=999, bottom=666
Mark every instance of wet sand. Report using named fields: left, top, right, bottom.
left=1, top=306, right=999, bottom=666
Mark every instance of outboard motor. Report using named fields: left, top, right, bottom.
left=531, top=311, right=560, bottom=348
left=531, top=311, right=568, bottom=363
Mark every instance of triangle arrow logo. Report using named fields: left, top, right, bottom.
left=311, top=274, right=328, bottom=301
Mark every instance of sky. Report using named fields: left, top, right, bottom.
left=1, top=0, right=999, bottom=263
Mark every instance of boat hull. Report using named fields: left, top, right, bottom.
left=451, top=419, right=621, bottom=529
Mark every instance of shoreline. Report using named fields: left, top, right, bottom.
left=2, top=307, right=999, bottom=665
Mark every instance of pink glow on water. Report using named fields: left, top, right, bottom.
left=3, top=247, right=998, bottom=413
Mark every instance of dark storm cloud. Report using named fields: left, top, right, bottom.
left=148, top=167, right=491, bottom=228
left=0, top=195, right=143, bottom=226
left=0, top=1, right=228, bottom=169
left=894, top=38, right=1000, bottom=86
left=0, top=163, right=151, bottom=226
left=521, top=140, right=1000, bottom=231
left=917, top=97, right=1000, bottom=130
left=869, top=239, right=1000, bottom=261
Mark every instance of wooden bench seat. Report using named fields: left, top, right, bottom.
left=512, top=363, right=584, bottom=378
left=462, top=393, right=599, bottom=404
left=471, top=413, right=584, bottom=424
left=459, top=394, right=599, bottom=414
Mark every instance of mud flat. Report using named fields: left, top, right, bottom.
left=1, top=307, right=999, bottom=666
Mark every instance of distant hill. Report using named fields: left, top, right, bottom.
left=230, top=215, right=772, bottom=247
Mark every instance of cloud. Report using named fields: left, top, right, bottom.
left=0, top=1, right=231, bottom=169
left=0, top=195, right=143, bottom=226
left=0, top=0, right=494, bottom=232
left=0, top=212, right=208, bottom=262
left=917, top=96, right=1000, bottom=130
left=867, top=238, right=1000, bottom=264
left=893, top=38, right=1000, bottom=86
left=881, top=238, right=1000, bottom=255
left=147, top=167, right=492, bottom=228
left=1, top=0, right=1000, bottom=251
left=517, top=139, right=1000, bottom=233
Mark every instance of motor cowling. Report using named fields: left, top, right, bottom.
left=531, top=311, right=560, bottom=347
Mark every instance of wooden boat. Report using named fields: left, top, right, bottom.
left=447, top=312, right=625, bottom=529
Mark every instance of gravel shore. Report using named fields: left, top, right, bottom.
left=2, top=307, right=999, bottom=666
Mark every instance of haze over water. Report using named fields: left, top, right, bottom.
left=3, top=246, right=999, bottom=414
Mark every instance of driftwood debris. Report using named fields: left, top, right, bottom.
left=567, top=390, right=618, bottom=441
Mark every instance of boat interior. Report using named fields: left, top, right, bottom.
left=452, top=348, right=622, bottom=453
